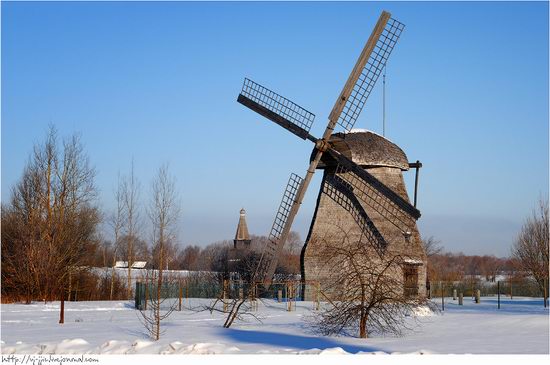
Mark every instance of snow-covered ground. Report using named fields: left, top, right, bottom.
left=1, top=296, right=548, bottom=354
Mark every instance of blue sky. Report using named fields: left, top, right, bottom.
left=2, top=1, right=548, bottom=257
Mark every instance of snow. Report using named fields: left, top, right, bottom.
left=114, top=261, right=147, bottom=269
left=1, top=297, right=548, bottom=354
left=346, top=128, right=394, bottom=143
left=403, top=259, right=424, bottom=265
left=348, top=128, right=371, bottom=134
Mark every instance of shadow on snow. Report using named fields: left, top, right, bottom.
left=217, top=328, right=383, bottom=354
left=441, top=297, right=549, bottom=315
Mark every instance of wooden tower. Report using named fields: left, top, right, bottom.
left=234, top=208, right=251, bottom=250
left=301, top=130, right=427, bottom=299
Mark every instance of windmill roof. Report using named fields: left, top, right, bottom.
left=235, top=208, right=250, bottom=241
left=316, top=130, right=409, bottom=170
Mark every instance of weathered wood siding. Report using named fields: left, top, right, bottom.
left=302, top=138, right=427, bottom=301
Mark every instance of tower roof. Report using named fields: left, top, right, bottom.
left=314, top=130, right=410, bottom=170
left=235, top=208, right=250, bottom=241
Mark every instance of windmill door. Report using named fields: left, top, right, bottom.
left=403, top=264, right=419, bottom=297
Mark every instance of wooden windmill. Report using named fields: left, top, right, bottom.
left=237, top=11, right=426, bottom=297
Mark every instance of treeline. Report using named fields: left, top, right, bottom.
left=1, top=127, right=181, bottom=306
left=424, top=231, right=548, bottom=298
left=425, top=196, right=548, bottom=298
left=1, top=126, right=301, bottom=304
left=88, top=234, right=301, bottom=275
left=3, top=126, right=546, bottom=305
left=427, top=251, right=516, bottom=283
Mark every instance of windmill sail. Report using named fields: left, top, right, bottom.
left=327, top=148, right=419, bottom=234
left=238, top=78, right=315, bottom=140
left=236, top=11, right=408, bottom=285
left=332, top=15, right=405, bottom=132
left=324, top=174, right=387, bottom=254
left=255, top=173, right=303, bottom=281
left=269, top=173, right=304, bottom=243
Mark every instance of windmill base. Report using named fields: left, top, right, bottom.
left=300, top=166, right=427, bottom=302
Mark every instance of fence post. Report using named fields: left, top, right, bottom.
left=287, top=283, right=292, bottom=312
left=510, top=276, right=513, bottom=300
left=134, top=282, right=139, bottom=309
left=283, top=282, right=288, bottom=305
left=144, top=281, right=148, bottom=310
left=250, top=283, right=255, bottom=312
left=254, top=283, right=258, bottom=312
left=223, top=279, right=228, bottom=313
left=458, top=292, right=463, bottom=305
left=543, top=278, right=547, bottom=308
left=475, top=289, right=480, bottom=304
left=453, top=289, right=457, bottom=300
left=440, top=282, right=444, bottom=311
left=178, top=281, right=182, bottom=311
left=292, top=283, right=295, bottom=311
left=278, top=289, right=282, bottom=303
left=497, top=281, right=500, bottom=309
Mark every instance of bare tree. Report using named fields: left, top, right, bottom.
left=122, top=160, right=141, bottom=300
left=151, top=237, right=180, bottom=270
left=141, top=164, right=181, bottom=340
left=421, top=236, right=443, bottom=292
left=284, top=231, right=302, bottom=256
left=512, top=197, right=549, bottom=294
left=311, top=227, right=432, bottom=338
left=2, top=184, right=42, bottom=303
left=51, top=132, right=99, bottom=323
left=422, top=236, right=443, bottom=258
left=109, top=172, right=126, bottom=300
left=176, top=245, right=201, bottom=270
left=1, top=126, right=99, bottom=322
left=138, top=270, right=179, bottom=340
left=117, top=235, right=150, bottom=262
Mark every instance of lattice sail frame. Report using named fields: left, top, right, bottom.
left=337, top=17, right=405, bottom=132
left=269, top=173, right=303, bottom=242
left=324, top=174, right=387, bottom=254
left=334, top=161, right=418, bottom=235
left=239, top=78, right=315, bottom=139
left=255, top=173, right=303, bottom=279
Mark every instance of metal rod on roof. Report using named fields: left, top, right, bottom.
left=383, top=66, right=386, bottom=137
left=408, top=160, right=422, bottom=208
left=414, top=161, right=420, bottom=208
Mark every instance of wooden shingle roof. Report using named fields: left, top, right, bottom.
left=315, top=130, right=410, bottom=170
left=235, top=208, right=250, bottom=241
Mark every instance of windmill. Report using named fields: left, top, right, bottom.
left=237, top=11, right=425, bottom=294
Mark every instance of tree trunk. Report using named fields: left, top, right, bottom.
left=59, top=289, right=65, bottom=324
left=110, top=253, right=117, bottom=301
left=128, top=259, right=132, bottom=300
left=68, top=271, right=72, bottom=301
left=359, top=314, right=368, bottom=338
left=155, top=231, right=164, bottom=341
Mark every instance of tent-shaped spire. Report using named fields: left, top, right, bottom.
left=234, top=208, right=251, bottom=249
